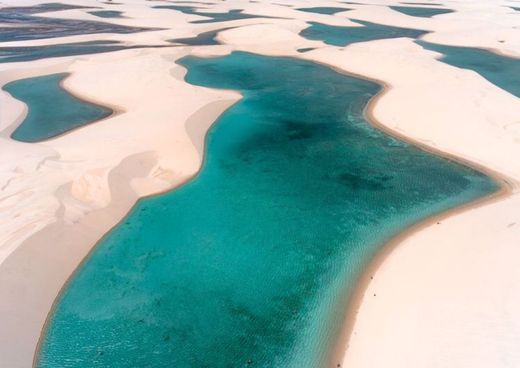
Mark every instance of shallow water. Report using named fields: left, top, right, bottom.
left=0, top=3, right=155, bottom=42
left=390, top=5, right=453, bottom=17
left=417, top=40, right=520, bottom=98
left=37, top=52, right=497, bottom=368
left=296, top=6, right=351, bottom=15
left=300, top=20, right=427, bottom=46
left=5, top=73, right=112, bottom=142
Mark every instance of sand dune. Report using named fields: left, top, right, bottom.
left=1, top=0, right=519, bottom=367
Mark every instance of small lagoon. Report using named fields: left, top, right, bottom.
left=417, top=40, right=520, bottom=98
left=88, top=10, right=125, bottom=18
left=37, top=52, right=497, bottom=367
left=390, top=5, right=453, bottom=17
left=300, top=20, right=427, bottom=47
left=5, top=73, right=112, bottom=142
left=296, top=7, right=351, bottom=15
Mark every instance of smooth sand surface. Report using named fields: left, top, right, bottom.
left=1, top=0, right=520, bottom=367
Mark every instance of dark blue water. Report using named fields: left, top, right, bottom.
left=4, top=73, right=112, bottom=142
left=88, top=10, right=124, bottom=18
left=37, top=52, right=496, bottom=368
left=0, top=3, right=157, bottom=42
left=300, top=20, right=427, bottom=47
left=417, top=40, right=520, bottom=98
left=154, top=5, right=278, bottom=23
left=296, top=7, right=351, bottom=15
left=390, top=5, right=453, bottom=17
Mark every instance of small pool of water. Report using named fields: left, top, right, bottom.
left=390, top=5, right=453, bottom=17
left=300, top=20, right=427, bottom=47
left=5, top=73, right=112, bottom=142
left=296, top=7, right=351, bottom=15
left=417, top=40, right=520, bottom=98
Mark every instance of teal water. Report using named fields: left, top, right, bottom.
left=88, top=10, right=124, bottom=18
left=37, top=52, right=497, bottom=368
left=390, top=5, right=453, bottom=17
left=5, top=73, right=112, bottom=142
left=300, top=20, right=427, bottom=47
left=417, top=40, right=520, bottom=98
left=296, top=7, right=351, bottom=15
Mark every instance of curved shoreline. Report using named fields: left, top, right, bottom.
left=2, top=72, right=123, bottom=143
left=31, top=97, right=239, bottom=367
left=5, top=52, right=514, bottom=368
left=31, top=52, right=507, bottom=367
left=328, top=78, right=516, bottom=367
left=0, top=46, right=241, bottom=368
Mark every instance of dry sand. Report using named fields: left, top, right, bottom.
left=1, top=0, right=520, bottom=367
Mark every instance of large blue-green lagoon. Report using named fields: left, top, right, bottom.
left=5, top=73, right=112, bottom=142
left=37, top=52, right=497, bottom=367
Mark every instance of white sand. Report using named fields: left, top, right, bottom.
left=1, top=0, right=520, bottom=367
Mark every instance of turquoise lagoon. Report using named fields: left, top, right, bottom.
left=300, top=20, right=427, bottom=47
left=389, top=5, right=453, bottom=17
left=37, top=53, right=497, bottom=367
left=417, top=41, right=520, bottom=98
left=5, top=73, right=112, bottom=142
